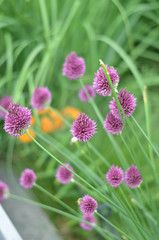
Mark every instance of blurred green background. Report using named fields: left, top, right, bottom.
left=0, top=0, right=159, bottom=239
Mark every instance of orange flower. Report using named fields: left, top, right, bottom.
left=19, top=129, right=36, bottom=143
left=62, top=106, right=81, bottom=120
left=31, top=115, right=35, bottom=125
left=19, top=115, right=36, bottom=143
left=39, top=108, right=63, bottom=133
left=37, top=109, right=49, bottom=115
left=49, top=109, right=63, bottom=129
left=40, top=116, right=54, bottom=133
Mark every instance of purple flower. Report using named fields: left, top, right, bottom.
left=125, top=165, right=142, bottom=188
left=78, top=85, right=95, bottom=102
left=56, top=163, right=74, bottom=184
left=104, top=111, right=124, bottom=135
left=4, top=103, right=32, bottom=137
left=109, top=88, right=136, bottom=118
left=80, top=214, right=97, bottom=231
left=0, top=95, right=12, bottom=119
left=70, top=113, right=96, bottom=142
left=31, top=87, right=52, bottom=110
left=62, top=52, right=86, bottom=80
left=0, top=181, right=9, bottom=202
left=93, top=65, right=119, bottom=97
left=79, top=195, right=97, bottom=215
left=106, top=165, right=124, bottom=187
left=20, top=169, right=37, bottom=189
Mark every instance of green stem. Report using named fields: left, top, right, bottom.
left=9, top=193, right=111, bottom=239
left=34, top=183, right=77, bottom=215
left=26, top=130, right=135, bottom=219
left=0, top=105, right=8, bottom=114
left=79, top=78, right=128, bottom=168
left=96, top=211, right=132, bottom=240
left=32, top=129, right=104, bottom=187
left=132, top=116, right=159, bottom=158
left=100, top=60, right=159, bottom=186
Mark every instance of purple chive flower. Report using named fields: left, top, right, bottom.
left=80, top=195, right=97, bottom=215
left=31, top=87, right=52, bottom=110
left=62, top=52, right=86, bottom=80
left=0, top=96, right=12, bottom=119
left=80, top=214, right=97, bottom=231
left=78, top=85, right=95, bottom=102
left=0, top=181, right=9, bottom=202
left=106, top=165, right=124, bottom=187
left=20, top=169, right=37, bottom=189
left=70, top=113, right=96, bottom=142
left=109, top=88, right=136, bottom=118
left=56, top=163, right=74, bottom=184
left=125, top=165, right=143, bottom=188
left=104, top=111, right=124, bottom=135
left=93, top=65, right=119, bottom=97
left=4, top=103, right=32, bottom=137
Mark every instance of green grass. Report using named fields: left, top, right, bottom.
left=0, top=0, right=159, bottom=239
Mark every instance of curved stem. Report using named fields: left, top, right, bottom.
left=26, top=130, right=134, bottom=218
left=34, top=183, right=77, bottom=215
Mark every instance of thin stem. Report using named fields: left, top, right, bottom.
left=96, top=211, right=132, bottom=240
left=132, top=116, right=159, bottom=158
left=26, top=130, right=136, bottom=219
left=100, top=61, right=159, bottom=187
left=34, top=183, right=77, bottom=215
left=0, top=105, right=8, bottom=114
left=79, top=78, right=128, bottom=168
left=9, top=194, right=111, bottom=239
left=32, top=129, right=104, bottom=187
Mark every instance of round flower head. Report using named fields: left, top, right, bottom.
left=20, top=169, right=37, bottom=189
left=56, top=163, right=74, bottom=184
left=109, top=88, right=136, bottom=118
left=93, top=65, right=119, bottom=97
left=125, top=165, right=142, bottom=188
left=31, top=87, right=52, bottom=110
left=79, top=195, right=97, bottom=215
left=4, top=103, right=32, bottom=137
left=78, top=85, right=95, bottom=102
left=62, top=52, right=86, bottom=80
left=0, top=95, right=12, bottom=119
left=80, top=214, right=97, bottom=231
left=0, top=181, right=9, bottom=202
left=70, top=113, right=96, bottom=142
left=106, top=165, right=124, bottom=187
left=104, top=111, right=124, bottom=135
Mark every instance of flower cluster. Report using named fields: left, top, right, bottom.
left=31, top=87, right=52, bottom=110
left=104, top=111, right=124, bottom=135
left=4, top=103, right=32, bottom=137
left=106, top=165, right=142, bottom=188
left=104, top=88, right=136, bottom=135
left=109, top=88, right=136, bottom=118
left=0, top=181, right=9, bottom=202
left=62, top=52, right=86, bottom=80
left=70, top=113, right=96, bottom=142
left=20, top=169, right=37, bottom=189
left=93, top=65, right=119, bottom=97
left=56, top=163, right=74, bottom=184
left=78, top=85, right=95, bottom=102
left=78, top=195, right=97, bottom=231
left=80, top=214, right=97, bottom=231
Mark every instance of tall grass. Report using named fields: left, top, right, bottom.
left=0, top=0, right=159, bottom=239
